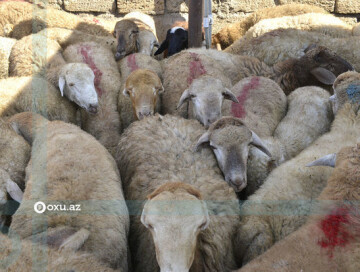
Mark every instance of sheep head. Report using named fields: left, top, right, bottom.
left=331, top=71, right=360, bottom=115
left=123, top=69, right=163, bottom=120
left=58, top=63, right=99, bottom=114
left=137, top=30, right=159, bottom=56
left=155, top=27, right=188, bottom=57
left=297, top=45, right=354, bottom=87
left=195, top=117, right=271, bottom=192
left=177, top=76, right=238, bottom=127
left=141, top=182, right=209, bottom=272
left=114, top=20, right=139, bottom=61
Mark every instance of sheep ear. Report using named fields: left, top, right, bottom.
left=194, top=132, right=210, bottom=152
left=154, top=33, right=169, bottom=56
left=177, top=89, right=191, bottom=109
left=6, top=179, right=23, bottom=203
left=158, top=84, right=165, bottom=94
left=58, top=75, right=65, bottom=97
left=200, top=200, right=210, bottom=230
left=310, top=67, right=336, bottom=85
left=140, top=202, right=150, bottom=229
left=306, top=153, right=336, bottom=167
left=250, top=131, right=272, bottom=158
left=223, top=88, right=239, bottom=103
left=123, top=88, right=131, bottom=97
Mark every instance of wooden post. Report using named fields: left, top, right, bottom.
left=188, top=0, right=203, bottom=48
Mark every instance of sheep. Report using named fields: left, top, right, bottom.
left=243, top=13, right=354, bottom=40
left=234, top=100, right=360, bottom=265
left=0, top=36, right=16, bottom=78
left=236, top=143, right=360, bottom=272
left=0, top=118, right=30, bottom=229
left=8, top=112, right=129, bottom=271
left=9, top=33, right=99, bottom=114
left=330, top=71, right=360, bottom=115
left=123, top=12, right=159, bottom=56
left=246, top=85, right=333, bottom=197
left=0, top=1, right=112, bottom=38
left=226, top=28, right=360, bottom=71
left=186, top=45, right=354, bottom=95
left=161, top=51, right=237, bottom=127
left=212, top=3, right=327, bottom=50
left=0, top=76, right=78, bottom=124
left=62, top=41, right=121, bottom=155
left=0, top=232, right=119, bottom=271
left=113, top=19, right=140, bottom=61
left=120, top=68, right=163, bottom=130
left=116, top=114, right=240, bottom=272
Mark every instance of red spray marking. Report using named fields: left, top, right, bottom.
left=318, top=206, right=352, bottom=258
left=231, top=77, right=260, bottom=118
left=79, top=45, right=104, bottom=97
left=187, top=53, right=207, bottom=85
left=127, top=54, right=139, bottom=73
left=92, top=18, right=100, bottom=24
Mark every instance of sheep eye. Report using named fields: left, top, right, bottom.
left=190, top=94, right=196, bottom=99
left=69, top=83, right=75, bottom=87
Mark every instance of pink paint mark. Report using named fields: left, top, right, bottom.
left=127, top=54, right=139, bottom=73
left=231, top=77, right=260, bottom=118
left=318, top=206, right=352, bottom=258
left=79, top=45, right=104, bottom=97
left=187, top=53, right=207, bottom=85
left=92, top=18, right=100, bottom=24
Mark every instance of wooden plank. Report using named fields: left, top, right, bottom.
left=188, top=0, right=203, bottom=48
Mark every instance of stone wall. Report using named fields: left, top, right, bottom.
left=39, top=0, right=360, bottom=40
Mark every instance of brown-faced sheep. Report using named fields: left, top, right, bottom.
left=62, top=41, right=121, bottom=155
left=117, top=53, right=163, bottom=131
left=243, top=13, right=354, bottom=40
left=0, top=232, right=119, bottom=271
left=116, top=114, right=240, bottom=272
left=9, top=33, right=99, bottom=114
left=0, top=1, right=112, bottom=38
left=123, top=12, right=159, bottom=56
left=113, top=19, right=139, bottom=61
left=161, top=51, right=236, bottom=126
left=8, top=112, right=129, bottom=271
left=187, top=45, right=354, bottom=95
left=212, top=3, right=327, bottom=50
left=0, top=36, right=16, bottom=79
left=226, top=28, right=360, bottom=71
left=0, top=76, right=77, bottom=124
left=234, top=100, right=360, bottom=264
left=236, top=143, right=360, bottom=272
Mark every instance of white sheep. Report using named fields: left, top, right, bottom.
left=161, top=51, right=237, bottom=127
left=116, top=114, right=240, bottom=272
left=235, top=99, right=360, bottom=264
left=117, top=53, right=163, bottom=131
left=186, top=46, right=353, bottom=95
left=0, top=232, right=119, bottom=271
left=9, top=33, right=99, bottom=114
left=62, top=41, right=121, bottom=155
left=243, top=13, right=354, bottom=40
left=226, top=28, right=360, bottom=71
left=236, top=143, right=360, bottom=272
left=123, top=11, right=159, bottom=56
left=0, top=76, right=78, bottom=124
left=0, top=36, right=16, bottom=79
left=8, top=112, right=129, bottom=271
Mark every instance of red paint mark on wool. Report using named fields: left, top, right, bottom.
left=187, top=53, right=207, bottom=85
left=92, top=18, right=100, bottom=24
left=79, top=45, right=104, bottom=97
left=127, top=54, right=139, bottom=72
left=231, top=77, right=260, bottom=118
left=318, top=206, right=352, bottom=258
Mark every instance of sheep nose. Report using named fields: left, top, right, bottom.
left=138, top=110, right=153, bottom=120
left=228, top=176, right=246, bottom=192
left=88, top=103, right=98, bottom=114
left=115, top=51, right=125, bottom=61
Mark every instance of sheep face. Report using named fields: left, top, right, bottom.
left=195, top=119, right=272, bottom=192
left=177, top=76, right=238, bottom=127
left=124, top=69, right=163, bottom=120
left=114, top=20, right=139, bottom=61
left=155, top=27, right=188, bottom=57
left=138, top=30, right=159, bottom=56
left=59, top=64, right=99, bottom=114
left=299, top=45, right=354, bottom=86
left=141, top=190, right=209, bottom=272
